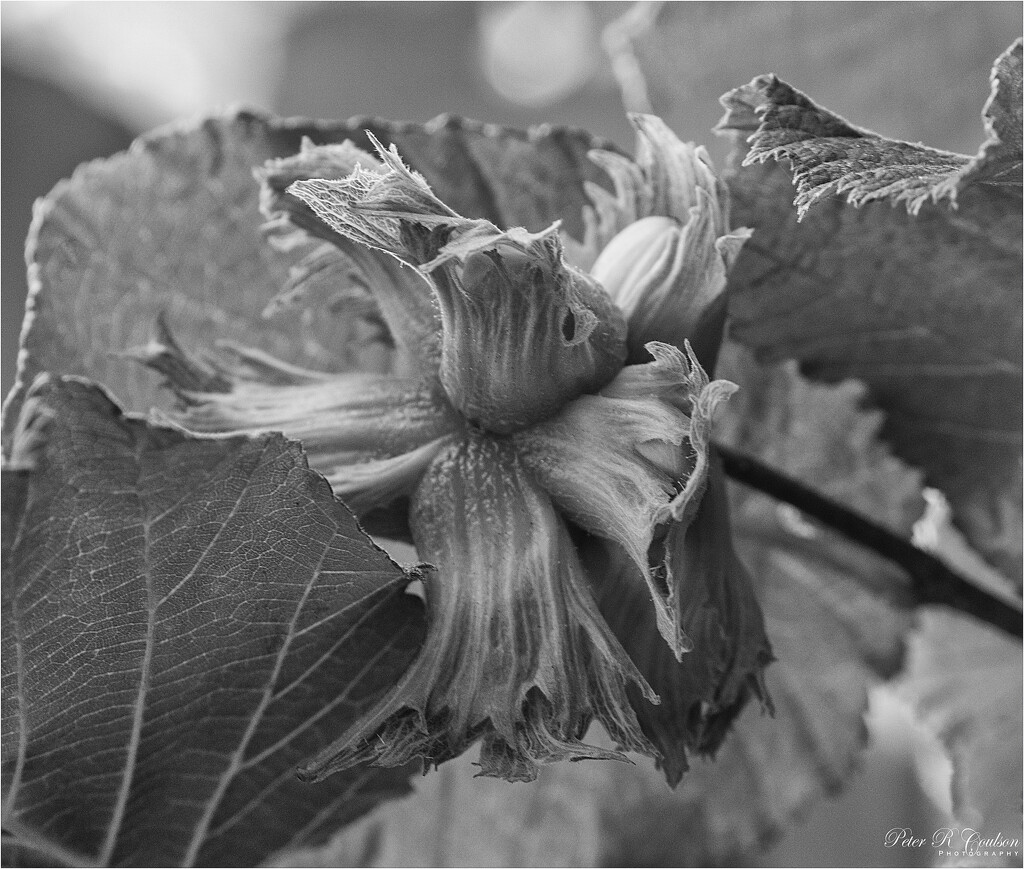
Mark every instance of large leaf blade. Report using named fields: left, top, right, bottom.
left=1, top=377, right=424, bottom=867
left=717, top=43, right=1023, bottom=581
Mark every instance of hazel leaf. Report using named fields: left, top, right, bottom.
left=717, top=40, right=1022, bottom=217
left=1, top=376, right=425, bottom=867
left=718, top=75, right=969, bottom=218
left=717, top=42, right=1023, bottom=583
left=896, top=609, right=1023, bottom=847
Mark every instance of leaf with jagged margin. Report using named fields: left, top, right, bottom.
left=2, top=109, right=615, bottom=446
left=1, top=376, right=425, bottom=867
left=717, top=42, right=1023, bottom=584
left=896, top=609, right=1023, bottom=867
left=717, top=40, right=1021, bottom=217
left=271, top=347, right=925, bottom=868
left=616, top=3, right=1020, bottom=171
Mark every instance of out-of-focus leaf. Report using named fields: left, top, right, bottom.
left=1, top=376, right=425, bottom=867
left=2, top=109, right=615, bottom=444
left=717, top=39, right=1021, bottom=216
left=897, top=609, right=1023, bottom=866
left=273, top=751, right=603, bottom=869
left=716, top=44, right=1023, bottom=583
left=277, top=348, right=924, bottom=867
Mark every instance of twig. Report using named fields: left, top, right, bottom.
left=602, top=1, right=663, bottom=114
left=716, top=442, right=1023, bottom=640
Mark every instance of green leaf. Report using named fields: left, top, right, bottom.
left=717, top=43, right=1023, bottom=582
left=897, top=609, right=1023, bottom=857
left=3, top=109, right=615, bottom=443
left=1, top=376, right=425, bottom=867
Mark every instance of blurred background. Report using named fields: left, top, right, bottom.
left=2, top=3, right=1020, bottom=866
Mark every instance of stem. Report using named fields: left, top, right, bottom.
left=715, top=442, right=1023, bottom=641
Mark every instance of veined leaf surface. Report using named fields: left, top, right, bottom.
left=1, top=377, right=425, bottom=867
left=717, top=41, right=1023, bottom=582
